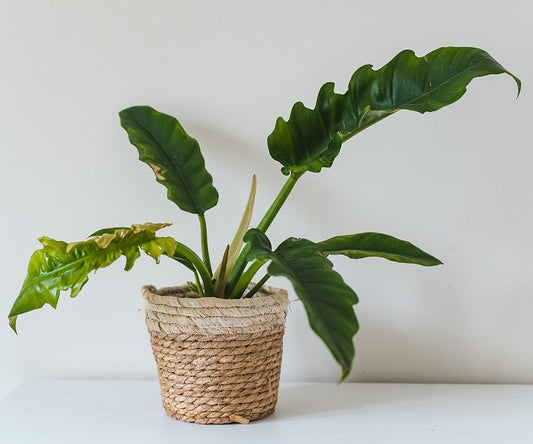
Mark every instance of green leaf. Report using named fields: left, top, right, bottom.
left=214, top=175, right=257, bottom=283
left=244, top=229, right=273, bottom=261
left=319, top=232, right=443, bottom=266
left=213, top=245, right=230, bottom=298
left=168, top=250, right=197, bottom=273
left=244, top=229, right=359, bottom=381
left=119, top=106, right=219, bottom=215
left=8, top=223, right=177, bottom=332
left=268, top=47, right=521, bottom=175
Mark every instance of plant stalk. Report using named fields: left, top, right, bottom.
left=228, top=259, right=267, bottom=299
left=192, top=267, right=204, bottom=298
left=256, top=171, right=303, bottom=232
left=198, top=214, right=213, bottom=276
left=173, top=242, right=214, bottom=297
left=242, top=273, right=271, bottom=299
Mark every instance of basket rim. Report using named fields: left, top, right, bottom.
left=141, top=283, right=289, bottom=306
left=142, top=283, right=289, bottom=336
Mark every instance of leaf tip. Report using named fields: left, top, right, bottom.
left=428, top=256, right=444, bottom=266
left=514, top=75, right=522, bottom=98
left=9, top=316, right=18, bottom=334
left=337, top=361, right=351, bottom=383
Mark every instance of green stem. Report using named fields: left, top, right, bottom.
left=192, top=267, right=204, bottom=298
left=225, top=172, right=303, bottom=297
left=228, top=259, right=267, bottom=299
left=243, top=273, right=271, bottom=299
left=166, top=253, right=205, bottom=297
left=257, top=171, right=303, bottom=232
left=174, top=242, right=214, bottom=297
left=198, top=214, right=213, bottom=276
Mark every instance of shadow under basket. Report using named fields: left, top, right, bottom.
left=142, top=284, right=289, bottom=424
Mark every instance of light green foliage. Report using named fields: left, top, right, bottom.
left=213, top=175, right=257, bottom=284
left=9, top=223, right=176, bottom=332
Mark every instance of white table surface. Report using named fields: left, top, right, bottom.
left=1, top=380, right=532, bottom=443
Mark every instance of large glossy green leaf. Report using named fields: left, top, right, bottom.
left=9, top=223, right=177, bottom=332
left=319, top=232, right=442, bottom=266
left=119, top=106, right=219, bottom=215
left=268, top=47, right=521, bottom=175
left=244, top=229, right=359, bottom=381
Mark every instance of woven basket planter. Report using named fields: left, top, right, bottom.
left=142, top=283, right=289, bottom=424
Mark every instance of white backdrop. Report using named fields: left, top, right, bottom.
left=1, top=0, right=532, bottom=399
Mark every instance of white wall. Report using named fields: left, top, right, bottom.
left=1, top=0, right=532, bottom=399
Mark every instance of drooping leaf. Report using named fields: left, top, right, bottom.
left=244, top=229, right=359, bottom=381
left=213, top=175, right=257, bottom=283
left=90, top=225, right=197, bottom=273
left=168, top=250, right=197, bottom=273
left=268, top=47, right=521, bottom=175
left=319, top=232, right=442, bottom=266
left=119, top=106, right=219, bottom=215
left=9, top=223, right=177, bottom=332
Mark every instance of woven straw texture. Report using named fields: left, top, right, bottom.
left=142, top=284, right=289, bottom=424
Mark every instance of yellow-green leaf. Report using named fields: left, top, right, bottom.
left=213, top=175, right=257, bottom=282
left=9, top=223, right=176, bottom=332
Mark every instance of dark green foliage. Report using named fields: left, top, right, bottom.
left=119, top=106, right=219, bottom=215
left=268, top=47, right=520, bottom=175
left=245, top=229, right=359, bottom=381
left=319, top=232, right=442, bottom=266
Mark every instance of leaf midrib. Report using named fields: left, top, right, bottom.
left=326, top=249, right=430, bottom=262
left=391, top=58, right=488, bottom=110
left=130, top=114, right=203, bottom=215
left=18, top=235, right=154, bottom=298
left=269, top=250, right=350, bottom=365
left=342, top=58, right=491, bottom=142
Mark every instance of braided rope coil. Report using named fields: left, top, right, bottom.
left=142, top=284, right=289, bottom=424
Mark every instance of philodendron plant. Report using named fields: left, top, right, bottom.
left=9, top=47, right=520, bottom=380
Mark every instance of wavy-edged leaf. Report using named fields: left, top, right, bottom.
left=319, top=232, right=442, bottom=266
left=244, top=229, right=358, bottom=381
left=268, top=47, right=521, bottom=175
left=213, top=175, right=256, bottom=283
left=88, top=227, right=129, bottom=237
left=9, top=223, right=177, bottom=332
left=88, top=226, right=197, bottom=272
left=119, top=106, right=219, bottom=215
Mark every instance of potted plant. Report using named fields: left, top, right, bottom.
left=9, top=47, right=520, bottom=424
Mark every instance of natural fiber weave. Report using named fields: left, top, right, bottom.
left=142, top=284, right=289, bottom=424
